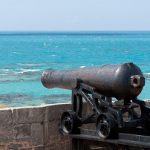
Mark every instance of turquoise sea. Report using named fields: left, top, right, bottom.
left=0, top=31, right=150, bottom=107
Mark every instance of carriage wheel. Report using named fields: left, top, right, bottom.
left=61, top=110, right=80, bottom=134
left=96, top=113, right=117, bottom=139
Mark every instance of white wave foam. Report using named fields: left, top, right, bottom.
left=144, top=73, right=150, bottom=79
left=20, top=69, right=41, bottom=73
left=82, top=48, right=87, bottom=50
left=144, top=73, right=150, bottom=75
left=14, top=72, right=24, bottom=75
left=25, top=64, right=36, bottom=66
left=1, top=69, right=9, bottom=72
left=13, top=52, right=19, bottom=54
left=0, top=73, right=8, bottom=76
left=80, top=66, right=86, bottom=68
left=17, top=63, right=42, bottom=66
left=0, top=68, right=41, bottom=76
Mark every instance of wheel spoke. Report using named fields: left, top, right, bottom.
left=103, top=116, right=106, bottom=122
left=61, top=110, right=79, bottom=134
left=105, top=130, right=108, bottom=136
left=96, top=113, right=116, bottom=139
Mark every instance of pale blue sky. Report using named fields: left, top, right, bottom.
left=0, top=0, right=150, bottom=31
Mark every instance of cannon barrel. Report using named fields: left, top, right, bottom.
left=41, top=63, right=145, bottom=99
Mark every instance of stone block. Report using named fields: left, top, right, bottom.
left=56, top=142, right=65, bottom=150
left=0, top=145, right=5, bottom=149
left=65, top=140, right=71, bottom=150
left=44, top=133, right=62, bottom=146
left=35, top=146, right=44, bottom=150
left=43, top=120, right=68, bottom=145
left=48, top=120, right=59, bottom=135
left=13, top=124, right=31, bottom=139
left=45, top=104, right=71, bottom=122
left=0, top=109, right=12, bottom=125
left=0, top=124, right=13, bottom=142
left=49, top=134, right=61, bottom=143
left=44, top=120, right=59, bottom=145
left=29, top=123, right=43, bottom=146
left=20, top=148, right=32, bottom=150
left=7, top=143, right=23, bottom=150
left=12, top=106, right=46, bottom=124
left=44, top=144, right=56, bottom=150
left=43, top=122, right=49, bottom=145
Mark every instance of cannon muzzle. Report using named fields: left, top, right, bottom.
left=41, top=63, right=145, bottom=100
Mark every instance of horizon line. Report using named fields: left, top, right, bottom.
left=0, top=30, right=150, bottom=32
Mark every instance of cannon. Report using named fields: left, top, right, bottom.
left=41, top=62, right=145, bottom=100
left=41, top=63, right=150, bottom=149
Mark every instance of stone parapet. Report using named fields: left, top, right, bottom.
left=0, top=103, right=72, bottom=150
left=0, top=100, right=149, bottom=150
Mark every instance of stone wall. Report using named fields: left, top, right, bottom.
left=0, top=103, right=73, bottom=150
left=0, top=100, right=150, bottom=150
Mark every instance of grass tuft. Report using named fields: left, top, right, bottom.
left=0, top=103, right=7, bottom=108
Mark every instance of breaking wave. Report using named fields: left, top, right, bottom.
left=144, top=73, right=150, bottom=80
left=0, top=68, right=42, bottom=83
left=0, top=93, right=71, bottom=107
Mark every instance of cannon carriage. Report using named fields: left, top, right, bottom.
left=41, top=63, right=150, bottom=149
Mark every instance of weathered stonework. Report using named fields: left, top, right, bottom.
left=12, top=107, right=46, bottom=124
left=13, top=124, right=31, bottom=139
left=0, top=101, right=149, bottom=150
left=0, top=103, right=72, bottom=150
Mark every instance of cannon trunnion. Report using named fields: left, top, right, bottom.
left=41, top=63, right=150, bottom=149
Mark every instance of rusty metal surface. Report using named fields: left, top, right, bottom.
left=41, top=62, right=145, bottom=99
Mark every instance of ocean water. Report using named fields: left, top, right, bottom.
left=0, top=31, right=150, bottom=107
